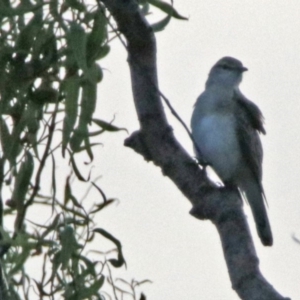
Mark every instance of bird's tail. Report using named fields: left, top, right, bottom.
left=241, top=178, right=273, bottom=246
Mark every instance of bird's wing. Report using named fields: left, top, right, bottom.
left=234, top=89, right=266, bottom=134
left=234, top=90, right=264, bottom=182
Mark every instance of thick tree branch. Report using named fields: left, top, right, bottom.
left=101, top=1, right=290, bottom=299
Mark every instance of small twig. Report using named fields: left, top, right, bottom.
left=106, top=261, right=119, bottom=300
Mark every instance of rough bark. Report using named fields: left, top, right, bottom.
left=100, top=1, right=290, bottom=299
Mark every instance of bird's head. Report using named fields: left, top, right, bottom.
left=206, top=56, right=248, bottom=88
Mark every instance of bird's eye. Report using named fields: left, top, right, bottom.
left=221, top=65, right=231, bottom=70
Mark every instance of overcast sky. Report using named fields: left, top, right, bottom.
left=88, top=1, right=300, bottom=299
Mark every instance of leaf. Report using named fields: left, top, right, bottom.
left=95, top=44, right=110, bottom=60
left=15, top=9, right=43, bottom=57
left=86, top=10, right=107, bottom=65
left=151, top=13, right=172, bottom=32
left=0, top=117, right=12, bottom=161
left=69, top=127, right=87, bottom=153
left=91, top=182, right=107, bottom=202
left=65, top=182, right=82, bottom=208
left=86, top=63, right=103, bottom=84
left=64, top=175, right=72, bottom=205
left=11, top=152, right=34, bottom=211
left=25, top=102, right=40, bottom=133
left=92, top=118, right=127, bottom=133
left=67, top=22, right=88, bottom=73
left=148, top=0, right=188, bottom=20
left=80, top=82, right=97, bottom=124
left=62, top=75, right=81, bottom=156
left=31, top=24, right=56, bottom=61
left=1, top=111, right=24, bottom=167
left=90, top=199, right=115, bottom=214
left=49, top=0, right=58, bottom=17
left=140, top=2, right=150, bottom=15
left=7, top=233, right=33, bottom=276
left=93, top=228, right=126, bottom=268
left=88, top=129, right=105, bottom=137
left=9, top=110, right=29, bottom=165
left=84, top=135, right=93, bottom=162
left=69, top=153, right=89, bottom=182
left=0, top=3, right=43, bottom=17
left=58, top=225, right=80, bottom=270
left=72, top=142, right=103, bottom=153
left=78, top=255, right=97, bottom=277
left=70, top=81, right=97, bottom=153
left=30, top=87, right=58, bottom=104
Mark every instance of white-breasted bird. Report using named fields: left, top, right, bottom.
left=191, top=57, right=273, bottom=246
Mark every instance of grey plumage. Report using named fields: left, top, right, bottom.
left=191, top=57, right=273, bottom=246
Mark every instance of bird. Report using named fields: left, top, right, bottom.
left=191, top=56, right=273, bottom=246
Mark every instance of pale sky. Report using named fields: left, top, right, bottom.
left=93, top=1, right=300, bottom=299
left=23, top=1, right=300, bottom=299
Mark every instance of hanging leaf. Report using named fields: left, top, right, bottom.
left=31, top=23, right=56, bottom=62
left=71, top=142, right=103, bottom=153
left=91, top=182, right=107, bottom=203
left=86, top=63, right=103, bottom=84
left=92, top=118, right=127, bottom=133
left=49, top=0, right=58, bottom=17
left=90, top=199, right=115, bottom=214
left=25, top=102, right=40, bottom=133
left=69, top=153, right=89, bottom=182
left=30, top=86, right=58, bottom=104
left=151, top=13, right=172, bottom=32
left=83, top=135, right=93, bottom=162
left=9, top=110, right=29, bottom=165
left=58, top=225, right=81, bottom=270
left=0, top=3, right=43, bottom=17
left=148, top=0, right=188, bottom=20
left=86, top=10, right=107, bottom=66
left=95, top=44, right=110, bottom=61
left=15, top=9, right=43, bottom=58
left=7, top=233, right=33, bottom=277
left=64, top=175, right=72, bottom=205
left=70, top=81, right=97, bottom=153
left=88, top=129, right=105, bottom=137
left=140, top=2, right=150, bottom=16
left=80, top=82, right=97, bottom=125
left=93, top=228, right=126, bottom=268
left=64, top=176, right=82, bottom=208
left=0, top=117, right=12, bottom=161
left=11, top=152, right=34, bottom=211
left=62, top=75, right=81, bottom=156
left=69, top=126, right=87, bottom=153
left=78, top=255, right=97, bottom=277
left=67, top=22, right=88, bottom=73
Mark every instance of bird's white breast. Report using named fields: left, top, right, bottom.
left=192, top=113, right=241, bottom=181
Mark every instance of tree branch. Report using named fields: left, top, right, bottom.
left=101, top=1, right=290, bottom=299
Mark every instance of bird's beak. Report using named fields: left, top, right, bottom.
left=241, top=66, right=248, bottom=72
